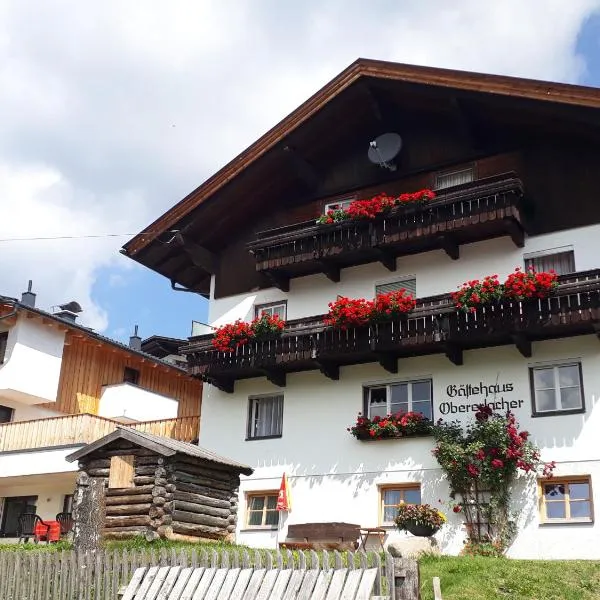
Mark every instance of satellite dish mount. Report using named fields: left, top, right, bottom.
left=367, top=132, right=402, bottom=172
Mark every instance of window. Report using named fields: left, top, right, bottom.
left=0, top=405, right=13, bottom=424
left=524, top=250, right=575, bottom=276
left=366, top=380, right=433, bottom=421
left=0, top=332, right=7, bottom=364
left=380, top=485, right=421, bottom=525
left=376, top=278, right=417, bottom=298
left=247, top=395, right=284, bottom=440
left=255, top=301, right=287, bottom=320
left=123, top=367, right=140, bottom=385
left=434, top=166, right=474, bottom=190
left=108, top=455, right=135, bottom=489
left=324, top=197, right=356, bottom=213
left=246, top=492, right=279, bottom=528
left=530, top=363, right=584, bottom=416
left=62, top=495, right=74, bottom=514
left=540, top=477, right=593, bottom=523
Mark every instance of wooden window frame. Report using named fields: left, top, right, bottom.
left=539, top=476, right=594, bottom=524
left=0, top=332, right=8, bottom=364
left=378, top=484, right=421, bottom=526
left=246, top=394, right=284, bottom=441
left=254, top=300, right=287, bottom=320
left=0, top=404, right=14, bottom=424
left=363, top=379, right=433, bottom=422
left=529, top=362, right=585, bottom=417
left=245, top=491, right=280, bottom=529
left=123, top=367, right=140, bottom=386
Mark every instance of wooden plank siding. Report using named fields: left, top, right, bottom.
left=40, top=335, right=201, bottom=417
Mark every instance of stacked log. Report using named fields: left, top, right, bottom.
left=75, top=440, right=243, bottom=543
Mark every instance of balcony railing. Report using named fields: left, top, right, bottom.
left=184, top=270, right=600, bottom=393
left=0, top=413, right=200, bottom=453
left=247, top=173, right=525, bottom=290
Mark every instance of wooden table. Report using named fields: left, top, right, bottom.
left=359, top=527, right=386, bottom=551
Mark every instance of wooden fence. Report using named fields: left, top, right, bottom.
left=0, top=414, right=200, bottom=452
left=0, top=548, right=418, bottom=600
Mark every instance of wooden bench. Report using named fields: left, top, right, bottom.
left=119, top=565, right=384, bottom=599
left=279, top=522, right=361, bottom=551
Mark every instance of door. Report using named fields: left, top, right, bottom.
left=0, top=496, right=37, bottom=537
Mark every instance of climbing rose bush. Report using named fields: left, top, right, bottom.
left=212, top=313, right=285, bottom=352
left=316, top=189, right=436, bottom=224
left=431, top=405, right=555, bottom=551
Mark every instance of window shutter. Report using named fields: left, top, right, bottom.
left=524, top=251, right=575, bottom=276
left=435, top=167, right=474, bottom=190
left=109, top=455, right=135, bottom=489
left=376, top=279, right=416, bottom=297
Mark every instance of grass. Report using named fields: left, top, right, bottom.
left=419, top=555, right=600, bottom=600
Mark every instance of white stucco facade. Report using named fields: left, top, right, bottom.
left=198, top=225, right=600, bottom=559
left=0, top=317, right=65, bottom=404
left=98, top=382, right=179, bottom=421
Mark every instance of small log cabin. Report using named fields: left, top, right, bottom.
left=66, top=427, right=253, bottom=543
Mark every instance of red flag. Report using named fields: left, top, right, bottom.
left=276, top=473, right=291, bottom=512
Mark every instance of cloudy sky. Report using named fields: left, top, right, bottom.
left=1, top=1, right=599, bottom=341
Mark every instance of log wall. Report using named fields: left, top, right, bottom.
left=75, top=440, right=241, bottom=543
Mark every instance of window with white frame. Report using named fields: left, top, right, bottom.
left=247, top=395, right=284, bottom=440
left=324, top=196, right=356, bottom=213
left=540, top=477, right=593, bottom=523
left=246, top=492, right=279, bottom=527
left=524, top=250, right=575, bottom=276
left=380, top=485, right=421, bottom=525
left=530, top=363, right=584, bottom=416
left=375, top=278, right=417, bottom=298
left=365, top=380, right=433, bottom=421
left=255, top=301, right=287, bottom=320
left=434, top=166, right=474, bottom=190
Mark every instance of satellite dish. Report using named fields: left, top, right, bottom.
left=368, top=132, right=402, bottom=171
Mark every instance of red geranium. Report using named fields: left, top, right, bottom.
left=212, top=312, right=286, bottom=352
left=503, top=267, right=558, bottom=300
left=316, top=189, right=436, bottom=224
left=324, top=297, right=373, bottom=329
left=348, top=411, right=432, bottom=440
left=371, top=289, right=417, bottom=321
left=451, top=274, right=502, bottom=313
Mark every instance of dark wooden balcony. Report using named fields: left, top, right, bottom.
left=247, top=173, right=526, bottom=290
left=183, top=270, right=600, bottom=393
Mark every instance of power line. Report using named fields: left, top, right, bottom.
left=0, top=230, right=178, bottom=243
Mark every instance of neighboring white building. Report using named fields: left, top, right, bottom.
left=123, top=59, right=600, bottom=558
left=0, top=287, right=201, bottom=539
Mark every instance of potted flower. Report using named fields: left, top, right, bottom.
left=323, top=297, right=373, bottom=329
left=503, top=267, right=558, bottom=300
left=395, top=503, right=446, bottom=537
left=348, top=412, right=432, bottom=440
left=212, top=313, right=286, bottom=352
left=451, top=274, right=503, bottom=313
left=371, top=289, right=416, bottom=322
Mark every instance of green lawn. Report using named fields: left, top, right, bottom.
left=419, top=555, right=600, bottom=600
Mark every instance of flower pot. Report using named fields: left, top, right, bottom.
left=404, top=520, right=439, bottom=537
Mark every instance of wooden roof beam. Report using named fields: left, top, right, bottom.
left=171, top=233, right=218, bottom=274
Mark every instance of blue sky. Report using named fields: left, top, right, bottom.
left=1, top=1, right=599, bottom=344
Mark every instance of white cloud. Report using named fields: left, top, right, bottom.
left=0, top=0, right=597, bottom=330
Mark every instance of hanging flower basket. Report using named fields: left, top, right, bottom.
left=404, top=520, right=440, bottom=537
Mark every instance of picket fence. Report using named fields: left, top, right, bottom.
left=0, top=548, right=406, bottom=600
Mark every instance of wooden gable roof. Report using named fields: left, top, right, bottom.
left=122, top=58, right=600, bottom=295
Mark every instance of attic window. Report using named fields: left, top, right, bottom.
left=123, top=367, right=140, bottom=385
left=324, top=196, right=357, bottom=213
left=434, top=166, right=474, bottom=190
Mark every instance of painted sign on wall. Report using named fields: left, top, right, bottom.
left=438, top=381, right=525, bottom=416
